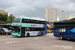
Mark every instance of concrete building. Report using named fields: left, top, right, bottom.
left=44, top=8, right=57, bottom=22
left=59, top=14, right=69, bottom=20
left=0, top=10, right=8, bottom=15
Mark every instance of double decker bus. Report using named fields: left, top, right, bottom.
left=54, top=17, right=75, bottom=40
left=11, top=18, right=47, bottom=37
left=47, top=24, right=53, bottom=33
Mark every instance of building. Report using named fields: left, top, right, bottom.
left=59, top=14, right=69, bottom=20
left=44, top=8, right=57, bottom=22
left=0, top=9, right=8, bottom=15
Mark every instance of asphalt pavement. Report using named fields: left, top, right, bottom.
left=0, top=33, right=75, bottom=50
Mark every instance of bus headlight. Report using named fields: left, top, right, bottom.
left=19, top=27, right=21, bottom=29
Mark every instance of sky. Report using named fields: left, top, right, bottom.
left=0, top=0, right=75, bottom=20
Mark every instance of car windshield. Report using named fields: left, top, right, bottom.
left=3, top=28, right=9, bottom=32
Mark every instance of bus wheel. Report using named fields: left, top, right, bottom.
left=27, top=33, right=30, bottom=37
left=41, top=33, right=43, bottom=36
left=60, top=34, right=63, bottom=40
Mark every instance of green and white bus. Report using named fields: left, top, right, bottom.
left=11, top=18, right=47, bottom=37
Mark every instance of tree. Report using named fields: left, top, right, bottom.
left=6, top=14, right=15, bottom=23
left=0, top=13, right=8, bottom=22
left=47, top=21, right=49, bottom=24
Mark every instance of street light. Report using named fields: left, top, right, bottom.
left=61, top=10, right=64, bottom=20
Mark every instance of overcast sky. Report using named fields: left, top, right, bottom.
left=0, top=0, right=75, bottom=19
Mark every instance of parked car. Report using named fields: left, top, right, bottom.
left=0, top=28, right=11, bottom=35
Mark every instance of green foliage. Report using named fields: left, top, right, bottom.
left=47, top=21, right=49, bottom=24
left=6, top=14, right=15, bottom=23
left=0, top=13, right=8, bottom=22
left=0, top=13, right=15, bottom=23
left=6, top=18, right=11, bottom=23
left=0, top=21, right=6, bottom=24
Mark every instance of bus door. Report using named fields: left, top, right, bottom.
left=21, top=27, right=25, bottom=37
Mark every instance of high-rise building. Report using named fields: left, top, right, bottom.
left=44, top=8, right=57, bottom=22
left=0, top=10, right=8, bottom=15
left=59, top=14, right=69, bottom=20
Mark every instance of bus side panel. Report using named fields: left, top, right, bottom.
left=25, top=24, right=47, bottom=36
left=44, top=24, right=47, bottom=35
left=12, top=32, right=21, bottom=37
left=62, top=27, right=75, bottom=39
left=59, top=27, right=75, bottom=39
left=25, top=31, right=39, bottom=36
left=54, top=28, right=69, bottom=38
left=57, top=27, right=75, bottom=40
left=37, top=31, right=42, bottom=35
left=54, top=27, right=71, bottom=39
left=43, top=24, right=47, bottom=35
left=69, top=27, right=75, bottom=40
left=37, top=24, right=47, bottom=36
left=62, top=28, right=70, bottom=39
left=54, top=28, right=60, bottom=37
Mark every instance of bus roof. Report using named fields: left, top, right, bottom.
left=15, top=18, right=46, bottom=21
left=54, top=17, right=75, bottom=23
left=67, top=17, right=75, bottom=20
left=54, top=19, right=67, bottom=23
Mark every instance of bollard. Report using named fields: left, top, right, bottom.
left=6, top=33, right=8, bottom=36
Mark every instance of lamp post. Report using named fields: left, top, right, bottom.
left=61, top=10, right=64, bottom=20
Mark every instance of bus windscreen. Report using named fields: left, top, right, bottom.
left=13, top=18, right=21, bottom=23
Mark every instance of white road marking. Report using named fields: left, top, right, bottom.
left=48, top=36, right=53, bottom=37
left=33, top=38, right=43, bottom=40
left=5, top=41, right=20, bottom=44
left=53, top=45, right=73, bottom=49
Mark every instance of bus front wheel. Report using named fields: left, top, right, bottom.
left=60, top=34, right=63, bottom=40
